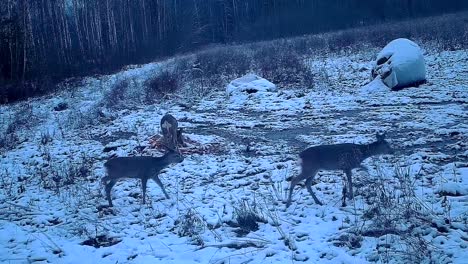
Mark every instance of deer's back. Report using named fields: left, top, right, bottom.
left=105, top=157, right=163, bottom=177
left=300, top=143, right=365, bottom=170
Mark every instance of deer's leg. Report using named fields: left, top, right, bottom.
left=167, top=135, right=177, bottom=151
left=177, top=128, right=185, bottom=147
left=152, top=175, right=170, bottom=199
left=286, top=174, right=304, bottom=208
left=341, top=185, right=347, bottom=207
left=101, top=176, right=109, bottom=184
left=286, top=168, right=317, bottom=208
left=105, top=180, right=117, bottom=207
left=142, top=178, right=148, bottom=204
left=344, top=169, right=353, bottom=200
left=305, top=176, right=323, bottom=205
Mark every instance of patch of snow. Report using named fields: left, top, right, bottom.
left=359, top=77, right=391, bottom=94
left=226, top=74, right=279, bottom=108
left=226, top=73, right=277, bottom=96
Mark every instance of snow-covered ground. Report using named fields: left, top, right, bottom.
left=0, top=46, right=467, bottom=264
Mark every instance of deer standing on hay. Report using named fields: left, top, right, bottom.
left=160, top=114, right=184, bottom=151
left=102, top=150, right=184, bottom=207
left=286, top=133, right=394, bottom=208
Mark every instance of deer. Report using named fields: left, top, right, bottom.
left=286, top=133, right=394, bottom=208
left=160, top=113, right=184, bottom=150
left=102, top=150, right=184, bottom=207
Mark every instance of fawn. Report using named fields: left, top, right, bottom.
left=286, top=133, right=393, bottom=208
left=102, top=150, right=184, bottom=207
left=160, top=114, right=184, bottom=150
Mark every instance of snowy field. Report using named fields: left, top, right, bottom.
left=0, top=46, right=467, bottom=264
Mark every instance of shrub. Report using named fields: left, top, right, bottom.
left=6, top=104, right=34, bottom=134
left=0, top=104, right=35, bottom=151
left=327, top=30, right=361, bottom=52
left=37, top=154, right=93, bottom=193
left=0, top=169, right=16, bottom=199
left=253, top=45, right=314, bottom=89
left=361, top=168, right=428, bottom=232
left=323, top=12, right=468, bottom=51
left=288, top=35, right=328, bottom=55
left=0, top=133, right=19, bottom=151
left=145, top=70, right=180, bottom=102
left=175, top=209, right=205, bottom=246
left=40, top=130, right=54, bottom=145
left=69, top=106, right=113, bottom=129
left=337, top=166, right=443, bottom=263
left=195, top=48, right=251, bottom=77
left=232, top=199, right=266, bottom=236
left=1, top=78, right=54, bottom=105
left=189, top=47, right=251, bottom=91
left=101, top=78, right=130, bottom=109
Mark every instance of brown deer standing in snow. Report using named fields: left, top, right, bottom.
left=102, top=150, right=184, bottom=207
left=160, top=114, right=184, bottom=151
left=286, top=133, right=394, bottom=208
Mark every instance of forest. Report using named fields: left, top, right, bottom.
left=1, top=0, right=467, bottom=103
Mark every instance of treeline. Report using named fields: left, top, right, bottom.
left=1, top=0, right=467, bottom=103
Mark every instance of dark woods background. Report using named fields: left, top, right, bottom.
left=1, top=0, right=467, bottom=103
